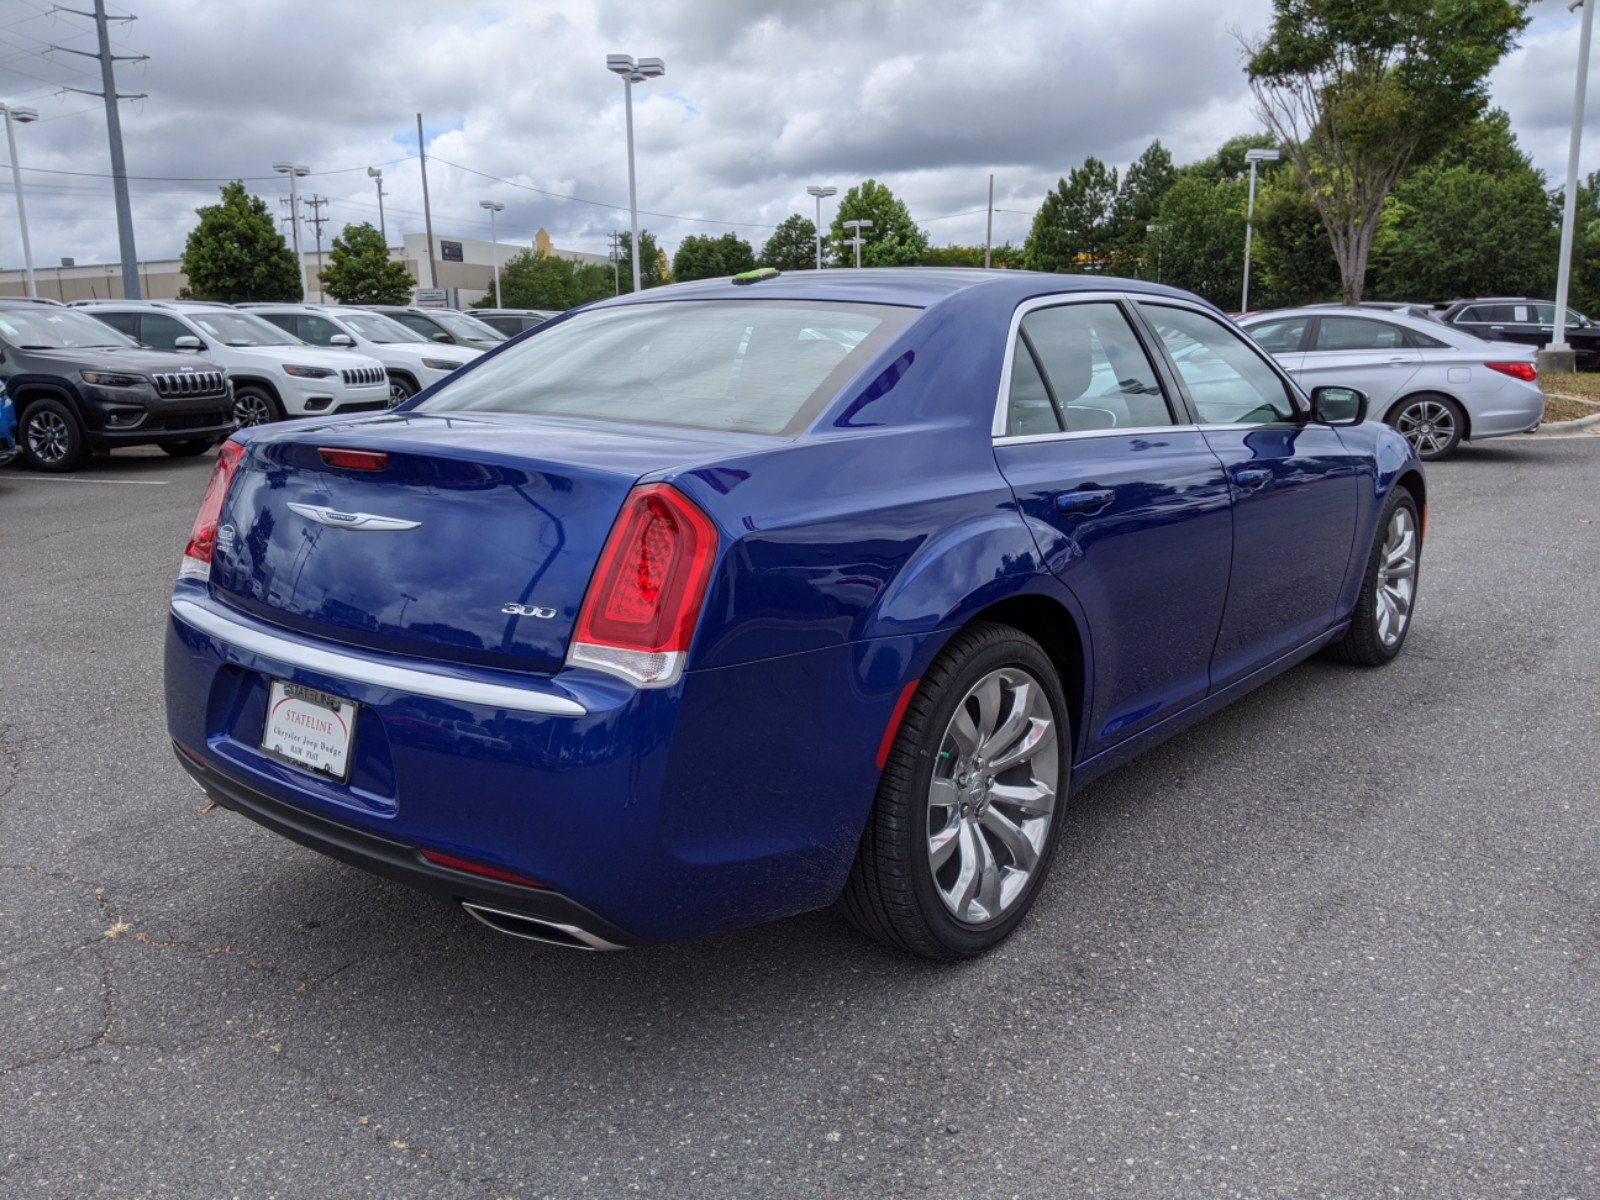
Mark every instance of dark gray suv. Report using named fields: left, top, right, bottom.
left=0, top=299, right=234, bottom=471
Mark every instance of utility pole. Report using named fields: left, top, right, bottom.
left=416, top=113, right=438, bottom=289
left=304, top=195, right=329, bottom=302
left=53, top=0, right=147, bottom=298
left=1549, top=0, right=1596, bottom=371
left=985, top=174, right=994, bottom=269
left=367, top=166, right=388, bottom=244
left=607, top=231, right=623, bottom=295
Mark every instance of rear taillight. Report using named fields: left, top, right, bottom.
left=179, top=438, right=245, bottom=582
left=567, top=483, right=718, bottom=687
left=1486, top=360, right=1537, bottom=382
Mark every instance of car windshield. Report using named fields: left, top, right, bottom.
left=188, top=311, right=298, bottom=346
left=339, top=312, right=427, bottom=343
left=434, top=311, right=507, bottom=341
left=416, top=299, right=917, bottom=435
left=0, top=307, right=138, bottom=349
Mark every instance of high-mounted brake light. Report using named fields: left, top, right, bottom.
left=1485, top=361, right=1537, bottom=383
left=179, top=438, right=245, bottom=582
left=566, top=483, right=718, bottom=687
left=318, top=447, right=388, bottom=471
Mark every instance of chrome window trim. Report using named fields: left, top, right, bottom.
left=994, top=422, right=1202, bottom=447
left=170, top=596, right=588, bottom=717
left=1135, top=299, right=1310, bottom=429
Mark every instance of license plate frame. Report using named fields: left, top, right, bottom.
left=260, top=679, right=357, bottom=783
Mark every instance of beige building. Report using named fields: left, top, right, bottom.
left=0, top=230, right=608, bottom=306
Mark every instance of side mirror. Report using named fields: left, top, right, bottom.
left=432, top=331, right=453, bottom=343
left=329, top=333, right=354, bottom=347
left=174, top=335, right=203, bottom=351
left=1310, top=385, right=1367, bottom=426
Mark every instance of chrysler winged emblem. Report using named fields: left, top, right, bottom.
left=287, top=502, right=421, bottom=531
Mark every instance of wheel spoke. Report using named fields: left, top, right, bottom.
left=971, top=675, right=1003, bottom=744
left=970, top=826, right=1004, bottom=918
left=989, top=780, right=1056, bottom=817
left=949, top=822, right=983, bottom=917
left=947, top=707, right=981, bottom=756
left=980, top=806, right=1038, bottom=872
left=928, top=776, right=961, bottom=813
left=928, top=815, right=962, bottom=872
left=988, top=718, right=1051, bottom=772
left=980, top=681, right=1032, bottom=760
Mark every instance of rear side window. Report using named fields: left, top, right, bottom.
left=1005, top=302, right=1173, bottom=435
left=417, top=300, right=917, bottom=436
left=1245, top=317, right=1308, bottom=354
left=1314, top=317, right=1405, bottom=351
left=1141, top=303, right=1297, bottom=425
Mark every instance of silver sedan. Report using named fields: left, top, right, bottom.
left=1238, top=306, right=1544, bottom=459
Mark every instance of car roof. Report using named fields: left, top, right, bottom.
left=1237, top=305, right=1476, bottom=341
left=0, top=295, right=66, bottom=307
left=586, top=267, right=1207, bottom=314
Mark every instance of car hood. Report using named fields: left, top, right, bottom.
left=223, top=344, right=386, bottom=373
left=375, top=343, right=480, bottom=367
left=18, top=345, right=227, bottom=374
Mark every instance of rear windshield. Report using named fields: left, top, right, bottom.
left=415, top=299, right=918, bottom=435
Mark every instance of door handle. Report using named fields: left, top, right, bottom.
left=1231, top=468, right=1272, bottom=491
left=1054, top=488, right=1115, bottom=514
left=1384, top=356, right=1410, bottom=366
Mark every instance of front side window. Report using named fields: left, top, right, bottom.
left=1005, top=302, right=1173, bottom=435
left=188, top=310, right=296, bottom=346
left=416, top=299, right=916, bottom=436
left=395, top=313, right=449, bottom=341
left=1142, top=303, right=1297, bottom=425
left=137, top=312, right=193, bottom=351
left=295, top=315, right=344, bottom=346
left=1313, top=317, right=1406, bottom=352
left=434, top=311, right=506, bottom=341
left=1245, top=316, right=1309, bottom=354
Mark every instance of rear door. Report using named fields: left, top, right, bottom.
left=1296, top=314, right=1421, bottom=415
left=1136, top=301, right=1362, bottom=688
left=992, top=296, right=1234, bottom=753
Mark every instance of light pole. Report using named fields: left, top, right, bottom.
left=1241, top=147, right=1279, bottom=313
left=842, top=219, right=873, bottom=268
left=367, top=166, right=388, bottom=244
left=806, top=185, right=836, bottom=269
left=1146, top=223, right=1166, bottom=284
left=1549, top=0, right=1597, bottom=371
left=1, top=104, right=39, bottom=298
left=273, top=161, right=310, bottom=300
left=480, top=199, right=505, bottom=307
left=606, top=53, right=666, bottom=293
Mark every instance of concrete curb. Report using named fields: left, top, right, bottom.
left=1530, top=394, right=1600, bottom=435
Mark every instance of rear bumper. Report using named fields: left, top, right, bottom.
left=164, top=584, right=925, bottom=943
left=1468, top=383, right=1546, bottom=439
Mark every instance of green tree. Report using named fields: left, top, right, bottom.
left=828, top=179, right=929, bottom=267
left=319, top=222, right=414, bottom=304
left=475, top=248, right=615, bottom=310
left=1252, top=173, right=1341, bottom=305
left=616, top=230, right=666, bottom=291
left=919, top=243, right=1026, bottom=268
left=1568, top=171, right=1600, bottom=318
left=1150, top=174, right=1248, bottom=308
left=672, top=231, right=758, bottom=281
left=1369, top=111, right=1556, bottom=302
left=1024, top=156, right=1120, bottom=273
left=1246, top=0, right=1529, bottom=303
left=1116, top=141, right=1178, bottom=273
left=760, top=213, right=819, bottom=270
left=180, top=181, right=302, bottom=302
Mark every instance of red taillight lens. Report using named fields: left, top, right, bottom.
left=419, top=848, right=545, bottom=889
left=567, top=483, right=718, bottom=686
left=180, top=438, right=245, bottom=580
left=318, top=447, right=388, bottom=471
left=1486, top=361, right=1537, bottom=382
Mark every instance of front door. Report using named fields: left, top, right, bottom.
left=1136, top=301, right=1363, bottom=689
left=1294, top=314, right=1421, bottom=415
left=992, top=297, right=1234, bottom=754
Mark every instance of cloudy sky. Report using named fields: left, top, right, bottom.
left=0, top=0, right=1596, bottom=272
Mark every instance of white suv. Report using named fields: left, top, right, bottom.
left=74, top=300, right=390, bottom=427
left=238, top=304, right=481, bottom=402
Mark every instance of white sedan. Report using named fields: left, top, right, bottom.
left=1238, top=305, right=1543, bottom=459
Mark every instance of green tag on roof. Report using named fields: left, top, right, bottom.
left=732, top=267, right=780, bottom=285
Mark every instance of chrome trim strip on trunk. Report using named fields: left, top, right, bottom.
left=170, top=596, right=587, bottom=716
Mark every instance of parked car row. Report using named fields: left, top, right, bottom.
left=0, top=296, right=549, bottom=472
left=1238, top=301, right=1545, bottom=459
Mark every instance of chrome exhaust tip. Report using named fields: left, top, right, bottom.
left=459, top=901, right=627, bottom=951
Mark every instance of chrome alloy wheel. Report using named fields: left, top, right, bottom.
left=233, top=392, right=274, bottom=427
left=1374, top=505, right=1418, bottom=648
left=26, top=409, right=71, bottom=465
left=388, top=379, right=411, bottom=405
left=1394, top=399, right=1457, bottom=457
left=927, top=667, right=1059, bottom=925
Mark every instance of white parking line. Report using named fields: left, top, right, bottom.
left=0, top=475, right=170, bottom=485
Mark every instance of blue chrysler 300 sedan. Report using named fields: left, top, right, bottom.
left=165, top=270, right=1424, bottom=959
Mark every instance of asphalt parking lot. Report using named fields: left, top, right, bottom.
left=1, top=435, right=1595, bottom=1200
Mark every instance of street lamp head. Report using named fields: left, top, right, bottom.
left=2, top=105, right=39, bottom=123
left=608, top=53, right=664, bottom=83
left=606, top=53, right=636, bottom=76
left=367, top=166, right=382, bottom=180
left=634, top=57, right=665, bottom=79
left=806, top=185, right=837, bottom=199
left=1244, top=148, right=1281, bottom=164
left=480, top=200, right=505, bottom=212
left=272, top=161, right=309, bottom=177
left=843, top=219, right=873, bottom=230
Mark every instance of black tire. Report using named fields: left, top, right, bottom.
left=20, top=398, right=88, bottom=473
left=1388, top=394, right=1464, bottom=460
left=159, top=439, right=216, bottom=458
left=232, top=385, right=283, bottom=428
left=1326, top=487, right=1422, bottom=666
left=839, top=622, right=1070, bottom=960
left=387, top=373, right=417, bottom=406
